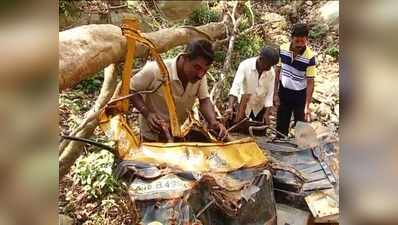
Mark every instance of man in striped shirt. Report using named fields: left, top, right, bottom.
left=274, top=23, right=317, bottom=137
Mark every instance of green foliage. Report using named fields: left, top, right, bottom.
left=214, top=50, right=226, bottom=63
left=161, top=45, right=184, bottom=59
left=233, top=33, right=263, bottom=69
left=242, top=1, right=254, bottom=28
left=187, top=5, right=220, bottom=26
left=75, top=70, right=104, bottom=94
left=238, top=17, right=250, bottom=31
left=309, top=24, right=329, bottom=39
left=59, top=0, right=76, bottom=17
left=326, top=46, right=339, bottom=59
left=71, top=150, right=121, bottom=199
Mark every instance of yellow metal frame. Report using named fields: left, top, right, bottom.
left=97, top=18, right=269, bottom=172
left=118, top=18, right=181, bottom=137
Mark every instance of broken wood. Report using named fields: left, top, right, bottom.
left=59, top=22, right=227, bottom=91
left=59, top=63, right=119, bottom=180
left=210, top=1, right=242, bottom=105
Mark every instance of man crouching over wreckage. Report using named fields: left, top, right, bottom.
left=130, top=39, right=227, bottom=142
left=224, top=46, right=279, bottom=129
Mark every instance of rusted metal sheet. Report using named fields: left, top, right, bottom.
left=305, top=190, right=339, bottom=223
left=195, top=169, right=277, bottom=225
left=276, top=203, right=310, bottom=225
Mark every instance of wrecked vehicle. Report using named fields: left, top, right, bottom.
left=62, top=18, right=339, bottom=225
left=93, top=19, right=295, bottom=225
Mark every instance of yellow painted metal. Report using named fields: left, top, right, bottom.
left=131, top=138, right=269, bottom=172
left=120, top=19, right=181, bottom=137
left=97, top=19, right=269, bottom=173
left=98, top=110, right=268, bottom=172
left=98, top=110, right=140, bottom=159
left=118, top=19, right=138, bottom=112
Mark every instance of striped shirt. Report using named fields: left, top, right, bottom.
left=279, top=42, right=317, bottom=91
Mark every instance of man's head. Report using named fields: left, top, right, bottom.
left=180, top=39, right=214, bottom=83
left=257, top=46, right=279, bottom=72
left=291, top=23, right=309, bottom=54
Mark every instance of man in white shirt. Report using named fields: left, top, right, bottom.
left=224, top=46, right=279, bottom=126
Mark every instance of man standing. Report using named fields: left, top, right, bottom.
left=274, top=23, right=317, bottom=138
left=130, top=39, right=227, bottom=141
left=224, top=46, right=279, bottom=125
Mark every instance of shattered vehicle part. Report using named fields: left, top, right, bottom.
left=305, top=190, right=339, bottom=223
left=276, top=203, right=310, bottom=225
left=257, top=133, right=339, bottom=212
left=196, top=168, right=277, bottom=225
left=94, top=19, right=278, bottom=225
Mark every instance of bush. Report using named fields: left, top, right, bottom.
left=214, top=50, right=227, bottom=63
left=309, top=24, right=329, bottom=39
left=187, top=5, right=220, bottom=26
left=76, top=70, right=104, bottom=95
left=326, top=46, right=339, bottom=59
left=71, top=150, right=121, bottom=199
left=233, top=33, right=263, bottom=69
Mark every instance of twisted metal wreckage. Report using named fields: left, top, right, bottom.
left=65, top=19, right=339, bottom=225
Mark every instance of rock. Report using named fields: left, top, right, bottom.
left=295, top=121, right=319, bottom=149
left=330, top=114, right=339, bottom=124
left=319, top=1, right=339, bottom=26
left=273, top=34, right=289, bottom=45
left=325, top=54, right=335, bottom=63
left=316, top=55, right=324, bottom=63
left=326, top=35, right=334, bottom=44
left=277, top=204, right=310, bottom=225
left=305, top=1, right=313, bottom=6
left=317, top=103, right=331, bottom=117
left=158, top=1, right=203, bottom=22
left=261, top=12, right=288, bottom=30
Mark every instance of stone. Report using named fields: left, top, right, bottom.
left=261, top=12, right=287, bottom=30
left=319, top=1, right=339, bottom=26
left=318, top=103, right=331, bottom=117
left=325, top=54, right=335, bottom=63
left=276, top=204, right=310, bottom=225
left=158, top=1, right=203, bottom=22
left=305, top=1, right=313, bottom=6
left=295, top=121, right=319, bottom=149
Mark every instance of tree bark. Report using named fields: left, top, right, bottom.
left=59, top=22, right=227, bottom=91
left=59, top=64, right=119, bottom=180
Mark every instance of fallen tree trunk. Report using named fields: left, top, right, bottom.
left=59, top=22, right=227, bottom=91
left=59, top=64, right=119, bottom=180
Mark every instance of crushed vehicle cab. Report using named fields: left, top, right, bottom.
left=97, top=19, right=278, bottom=225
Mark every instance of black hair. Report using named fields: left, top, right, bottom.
left=291, top=23, right=309, bottom=37
left=260, top=46, right=279, bottom=66
left=185, top=39, right=214, bottom=65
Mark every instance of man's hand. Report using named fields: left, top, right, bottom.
left=209, top=121, right=228, bottom=141
left=304, top=105, right=311, bottom=122
left=223, top=108, right=234, bottom=120
left=263, top=108, right=271, bottom=125
left=145, top=112, right=165, bottom=134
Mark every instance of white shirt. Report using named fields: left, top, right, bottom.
left=229, top=57, right=275, bottom=117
